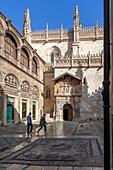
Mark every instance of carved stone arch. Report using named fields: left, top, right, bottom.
left=32, top=56, right=39, bottom=74
left=32, top=85, right=39, bottom=96
left=32, top=56, right=39, bottom=65
left=21, top=45, right=32, bottom=57
left=21, top=80, right=30, bottom=92
left=5, top=30, right=21, bottom=48
left=5, top=73, right=19, bottom=87
left=51, top=46, right=61, bottom=56
left=32, top=56, right=40, bottom=68
left=49, top=46, right=61, bottom=63
left=63, top=104, right=73, bottom=121
left=21, top=46, right=30, bottom=68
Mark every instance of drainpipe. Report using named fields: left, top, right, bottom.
left=103, top=0, right=110, bottom=169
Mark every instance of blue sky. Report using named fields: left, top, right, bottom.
left=0, top=0, right=103, bottom=34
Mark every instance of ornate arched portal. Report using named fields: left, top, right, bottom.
left=63, top=104, right=73, bottom=121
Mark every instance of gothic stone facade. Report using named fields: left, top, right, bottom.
left=0, top=5, right=104, bottom=125
left=29, top=5, right=103, bottom=121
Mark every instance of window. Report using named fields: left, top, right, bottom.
left=5, top=33, right=17, bottom=59
left=50, top=48, right=60, bottom=63
left=22, top=99, right=27, bottom=119
left=32, top=57, right=37, bottom=74
left=21, top=48, right=29, bottom=68
left=51, top=52, right=54, bottom=63
left=45, top=88, right=50, bottom=98
left=32, top=101, right=36, bottom=119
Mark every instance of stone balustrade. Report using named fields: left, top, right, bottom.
left=31, top=26, right=103, bottom=42
left=55, top=53, right=103, bottom=68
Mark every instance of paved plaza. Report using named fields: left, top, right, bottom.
left=0, top=120, right=104, bottom=170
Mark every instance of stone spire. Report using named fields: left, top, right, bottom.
left=45, top=23, right=48, bottom=42
left=74, top=5, right=79, bottom=27
left=60, top=23, right=63, bottom=41
left=23, top=9, right=31, bottom=44
left=73, top=5, right=79, bottom=43
left=96, top=20, right=98, bottom=27
left=72, top=5, right=80, bottom=56
left=95, top=20, right=99, bottom=39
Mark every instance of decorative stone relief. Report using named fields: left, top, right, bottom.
left=56, top=83, right=79, bottom=96
left=21, top=81, right=29, bottom=92
left=5, top=74, right=18, bottom=87
left=32, top=86, right=39, bottom=96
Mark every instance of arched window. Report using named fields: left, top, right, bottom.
left=21, top=48, right=29, bottom=68
left=4, top=33, right=17, bottom=59
left=50, top=48, right=60, bottom=63
left=32, top=57, right=37, bottom=74
left=45, top=87, right=50, bottom=98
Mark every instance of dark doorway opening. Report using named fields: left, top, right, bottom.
left=63, top=104, right=73, bottom=121
left=63, top=109, right=68, bottom=120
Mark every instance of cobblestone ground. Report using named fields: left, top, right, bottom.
left=0, top=121, right=104, bottom=170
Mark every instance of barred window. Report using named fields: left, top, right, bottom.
left=21, top=48, right=29, bottom=68
left=5, top=33, right=17, bottom=58
left=32, top=57, right=37, bottom=74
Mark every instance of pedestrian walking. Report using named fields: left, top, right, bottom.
left=37, top=114, right=47, bottom=135
left=27, top=112, right=33, bottom=138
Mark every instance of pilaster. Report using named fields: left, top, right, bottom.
left=0, top=30, right=5, bottom=56
left=17, top=48, right=21, bottom=67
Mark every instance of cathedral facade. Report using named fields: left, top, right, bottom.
left=0, top=5, right=103, bottom=125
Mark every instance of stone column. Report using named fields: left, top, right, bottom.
left=14, top=96, right=20, bottom=123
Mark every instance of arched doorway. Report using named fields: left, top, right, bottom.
left=63, top=104, right=73, bottom=121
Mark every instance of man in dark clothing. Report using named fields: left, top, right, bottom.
left=37, top=114, right=47, bottom=135
left=27, top=112, right=33, bottom=138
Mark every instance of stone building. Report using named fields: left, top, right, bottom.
left=29, top=5, right=104, bottom=121
left=0, top=11, right=45, bottom=125
left=0, top=5, right=104, bottom=125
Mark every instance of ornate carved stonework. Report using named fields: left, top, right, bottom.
left=21, top=81, right=29, bottom=92
left=5, top=74, right=18, bottom=87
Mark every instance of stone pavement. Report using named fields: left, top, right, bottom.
left=0, top=120, right=104, bottom=170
